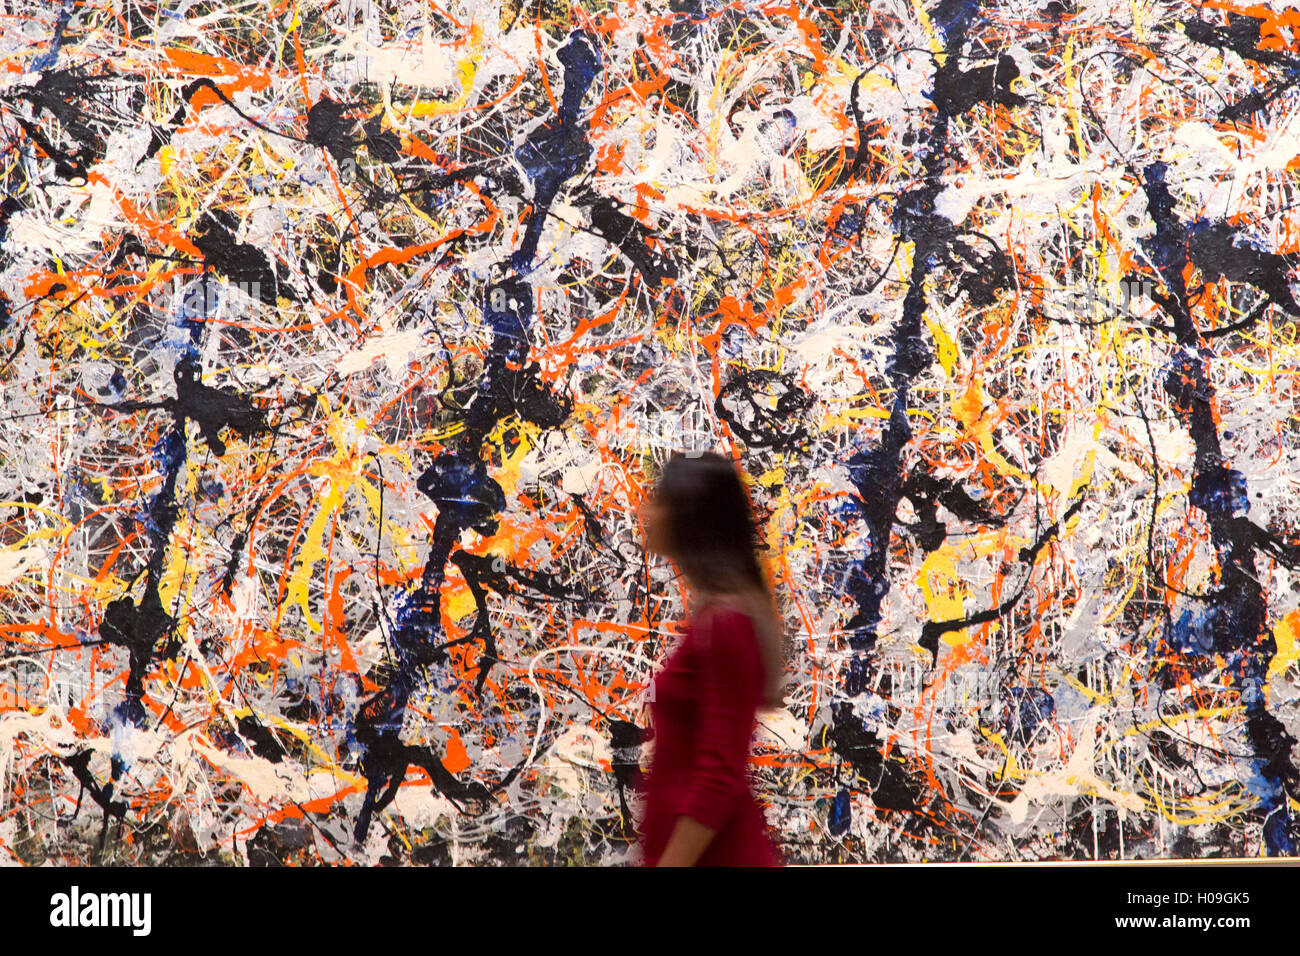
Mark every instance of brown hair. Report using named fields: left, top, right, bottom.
left=653, top=452, right=786, bottom=708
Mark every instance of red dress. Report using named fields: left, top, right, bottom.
left=640, top=603, right=782, bottom=866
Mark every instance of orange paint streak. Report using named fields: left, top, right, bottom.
left=534, top=28, right=560, bottom=114
left=442, top=728, right=471, bottom=773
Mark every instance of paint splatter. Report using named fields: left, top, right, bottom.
left=1, top=0, right=1299, bottom=865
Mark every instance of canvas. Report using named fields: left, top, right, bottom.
left=1, top=0, right=1298, bottom=866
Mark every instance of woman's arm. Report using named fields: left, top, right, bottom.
left=656, top=815, right=717, bottom=867
left=664, top=607, right=762, bottom=865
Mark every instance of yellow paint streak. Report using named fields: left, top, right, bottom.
left=230, top=706, right=366, bottom=784
left=924, top=313, right=961, bottom=379
left=1139, top=768, right=1255, bottom=826
left=1269, top=609, right=1300, bottom=683
left=284, top=411, right=413, bottom=630
left=917, top=546, right=970, bottom=647
left=911, top=0, right=946, bottom=64
left=487, top=417, right=540, bottom=499
left=157, top=462, right=205, bottom=639
left=952, top=378, right=1029, bottom=482
left=399, top=26, right=481, bottom=119
left=1064, top=35, right=1088, bottom=162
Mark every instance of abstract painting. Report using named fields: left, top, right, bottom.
left=1, top=0, right=1299, bottom=865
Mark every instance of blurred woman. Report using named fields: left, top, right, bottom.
left=637, top=451, right=784, bottom=866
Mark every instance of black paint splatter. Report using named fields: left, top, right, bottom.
left=350, top=32, right=605, bottom=843
left=1139, top=156, right=1300, bottom=855
left=189, top=211, right=300, bottom=306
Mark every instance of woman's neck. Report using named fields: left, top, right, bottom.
left=689, top=585, right=757, bottom=614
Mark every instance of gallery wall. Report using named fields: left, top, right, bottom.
left=1, top=0, right=1299, bottom=863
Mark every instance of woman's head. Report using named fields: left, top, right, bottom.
left=641, top=451, right=787, bottom=708
left=641, top=451, right=766, bottom=595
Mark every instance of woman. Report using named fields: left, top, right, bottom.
left=637, top=451, right=784, bottom=866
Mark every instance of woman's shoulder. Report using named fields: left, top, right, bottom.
left=692, top=598, right=759, bottom=648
